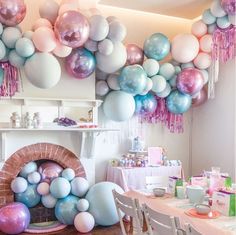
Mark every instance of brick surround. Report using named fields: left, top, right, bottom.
left=0, top=143, right=86, bottom=207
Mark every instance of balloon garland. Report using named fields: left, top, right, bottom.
left=0, top=0, right=235, bottom=133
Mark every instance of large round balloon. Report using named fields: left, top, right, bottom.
left=96, top=41, right=127, bottom=74
left=0, top=202, right=30, bottom=235
left=24, top=52, right=61, bottom=89
left=15, top=184, right=41, bottom=208
left=103, top=91, right=135, bottom=122
left=0, top=0, right=26, bottom=26
left=119, top=65, right=147, bottom=94
left=50, top=177, right=71, bottom=199
left=177, top=68, right=204, bottom=95
left=65, top=48, right=96, bottom=79
left=85, top=182, right=124, bottom=226
left=55, top=195, right=79, bottom=225
left=134, top=93, right=157, bottom=115
left=126, top=44, right=144, bottom=65
left=221, top=0, right=236, bottom=15
left=166, top=90, right=192, bottom=114
left=171, top=34, right=199, bottom=63
left=144, top=33, right=170, bottom=61
left=192, top=88, right=208, bottom=107
left=54, top=10, right=90, bottom=48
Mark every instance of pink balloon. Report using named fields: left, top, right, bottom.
left=37, top=182, right=50, bottom=195
left=191, top=20, right=208, bottom=38
left=126, top=44, right=144, bottom=65
left=192, top=88, right=208, bottom=107
left=193, top=52, right=212, bottom=70
left=32, top=18, right=53, bottom=31
left=177, top=68, right=204, bottom=95
left=200, top=34, right=213, bottom=53
left=53, top=40, right=72, bottom=57
left=54, top=10, right=90, bottom=48
left=32, top=27, right=57, bottom=52
left=0, top=0, right=26, bottom=26
left=38, top=161, right=63, bottom=183
left=74, top=212, right=95, bottom=233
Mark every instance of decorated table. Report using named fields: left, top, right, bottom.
left=106, top=164, right=183, bottom=191
left=125, top=190, right=236, bottom=235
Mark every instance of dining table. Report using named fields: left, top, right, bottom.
left=125, top=190, right=236, bottom=235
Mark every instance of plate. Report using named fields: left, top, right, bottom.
left=185, top=208, right=220, bottom=219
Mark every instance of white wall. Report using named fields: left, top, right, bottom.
left=191, top=58, right=236, bottom=181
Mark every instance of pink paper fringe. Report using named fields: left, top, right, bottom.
left=0, top=62, right=20, bottom=97
left=139, top=97, right=184, bottom=133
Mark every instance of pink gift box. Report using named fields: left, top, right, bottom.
left=147, top=147, right=163, bottom=166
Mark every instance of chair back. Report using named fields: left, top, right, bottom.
left=145, top=176, right=168, bottom=190
left=185, top=224, right=202, bottom=235
left=143, top=203, right=178, bottom=235
left=112, top=189, right=143, bottom=235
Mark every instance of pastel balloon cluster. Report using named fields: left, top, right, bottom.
left=10, top=160, right=95, bottom=234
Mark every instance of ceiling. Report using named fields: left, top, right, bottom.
left=99, top=0, right=212, bottom=19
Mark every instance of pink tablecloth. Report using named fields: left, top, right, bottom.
left=125, top=190, right=236, bottom=235
left=106, top=164, right=182, bottom=191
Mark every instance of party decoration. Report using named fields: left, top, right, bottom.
left=65, top=48, right=96, bottom=79
left=126, top=44, right=144, bottom=65
left=77, top=198, right=90, bottom=212
left=200, top=69, right=209, bottom=85
left=0, top=0, right=26, bottom=26
left=216, top=15, right=231, bottom=28
left=41, top=194, right=58, bottom=208
left=210, top=0, right=227, bottom=17
left=19, top=161, right=37, bottom=178
left=32, top=18, right=53, bottom=31
left=50, top=177, right=71, bottom=199
left=74, top=212, right=95, bottom=233
left=140, top=77, right=153, bottom=95
left=24, top=52, right=61, bottom=89
left=15, top=37, right=35, bottom=58
left=221, top=0, right=236, bottom=15
left=177, top=68, right=204, bottom=95
left=11, top=177, right=28, bottom=193
left=119, top=65, right=147, bottom=94
left=71, top=177, right=89, bottom=197
left=96, top=80, right=109, bottom=96
left=166, top=90, right=192, bottom=114
left=0, top=39, right=6, bottom=60
left=103, top=91, right=135, bottom=122
left=37, top=182, right=50, bottom=195
left=142, top=59, right=159, bottom=77
left=2, top=27, right=22, bottom=49
left=171, top=34, right=199, bottom=63
left=199, top=34, right=213, bottom=53
left=54, top=10, right=90, bottom=48
left=98, top=39, right=114, bottom=55
left=208, top=23, right=217, bottom=34
left=134, top=93, right=157, bottom=115
left=108, top=21, right=127, bottom=42
left=84, top=39, right=98, bottom=52
left=107, top=74, right=120, bottom=90
left=192, top=88, right=208, bottom=107
left=39, top=0, right=60, bottom=24
left=156, top=83, right=171, bottom=98
left=151, top=75, right=167, bottom=93
left=8, top=50, right=26, bottom=68
left=55, top=195, right=79, bottom=225
left=85, top=182, right=124, bottom=226
left=193, top=52, right=212, bottom=69
left=159, top=63, right=175, bottom=80
left=62, top=168, right=75, bottom=181
left=0, top=202, right=30, bottom=235
left=191, top=20, right=208, bottom=38
left=144, top=33, right=170, bottom=61
left=202, top=9, right=217, bottom=25
left=27, top=171, right=41, bottom=184
left=53, top=41, right=72, bottom=58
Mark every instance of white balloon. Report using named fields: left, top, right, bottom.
left=107, top=74, right=120, bottom=90
left=210, top=0, right=226, bottom=17
left=142, top=59, right=159, bottom=77
left=108, top=21, right=127, bottom=42
left=96, top=80, right=110, bottom=96
left=159, top=63, right=175, bottom=80
left=193, top=52, right=212, bottom=70
left=96, top=41, right=127, bottom=73
left=39, top=0, right=59, bottom=24
left=84, top=39, right=98, bottom=52
left=156, top=83, right=171, bottom=98
left=151, top=75, right=167, bottom=93
left=200, top=34, right=213, bottom=53
left=98, top=39, right=114, bottom=55
left=191, top=20, right=207, bottom=38
left=200, top=69, right=209, bottom=85
left=53, top=41, right=72, bottom=58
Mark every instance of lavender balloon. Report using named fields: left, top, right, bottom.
left=0, top=0, right=26, bottom=26
left=126, top=44, right=144, bottom=65
left=221, top=0, right=236, bottom=15
left=0, top=202, right=30, bottom=234
left=134, top=93, right=157, bottom=115
left=66, top=48, right=96, bottom=79
left=54, top=10, right=90, bottom=48
left=177, top=68, right=204, bottom=96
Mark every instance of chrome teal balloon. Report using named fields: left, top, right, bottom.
left=143, top=33, right=170, bottom=61
left=134, top=93, right=157, bottom=115
left=119, top=65, right=147, bottom=94
left=166, top=90, right=192, bottom=114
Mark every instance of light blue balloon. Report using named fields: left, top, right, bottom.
left=159, top=63, right=175, bottom=80
left=15, top=37, right=35, bottom=58
left=202, top=9, right=216, bottom=25
left=55, top=195, right=79, bottom=225
left=15, top=184, right=41, bottom=208
left=11, top=177, right=28, bottom=194
left=85, top=182, right=124, bottom=226
left=50, top=177, right=71, bottom=199
left=0, top=40, right=6, bottom=60
left=2, top=27, right=22, bottom=49
left=181, top=62, right=194, bottom=70
left=119, top=65, right=147, bottom=94
left=9, top=50, right=26, bottom=68
left=19, top=161, right=37, bottom=178
left=166, top=90, right=192, bottom=114
left=168, top=75, right=177, bottom=88
left=103, top=91, right=135, bottom=122
left=144, top=33, right=170, bottom=61
left=134, top=93, right=157, bottom=115
left=27, top=172, right=41, bottom=184
left=207, top=23, right=217, bottom=34
left=77, top=198, right=89, bottom=212
left=0, top=23, right=3, bottom=35
left=0, top=67, right=4, bottom=86
left=175, top=66, right=181, bottom=75
left=41, top=194, right=57, bottom=209
left=151, top=75, right=167, bottom=93
left=61, top=168, right=75, bottom=181
left=156, top=83, right=171, bottom=98
left=0, top=47, right=10, bottom=62
left=142, top=59, right=159, bottom=77
left=216, top=16, right=231, bottom=29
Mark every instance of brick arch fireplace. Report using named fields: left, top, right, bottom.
left=0, top=143, right=86, bottom=207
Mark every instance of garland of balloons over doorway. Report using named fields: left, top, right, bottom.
left=0, top=0, right=235, bottom=133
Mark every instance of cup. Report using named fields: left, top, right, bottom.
left=176, top=186, right=185, bottom=199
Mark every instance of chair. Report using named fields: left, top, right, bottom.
left=185, top=224, right=202, bottom=235
left=145, top=176, right=168, bottom=191
left=112, top=189, right=145, bottom=235
left=143, top=203, right=179, bottom=235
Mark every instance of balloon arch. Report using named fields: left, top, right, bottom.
left=0, top=0, right=235, bottom=133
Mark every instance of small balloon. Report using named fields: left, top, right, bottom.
left=11, top=177, right=28, bottom=193
left=216, top=15, right=231, bottom=29
left=15, top=37, right=35, bottom=58
left=169, top=75, right=177, bottom=88
left=0, top=40, right=6, bottom=60
left=2, top=27, right=22, bottom=49
left=98, top=39, right=114, bottom=55
left=192, top=88, right=208, bottom=107
left=202, top=9, right=217, bottom=25
left=108, top=21, right=127, bottom=42
left=140, top=77, right=153, bottom=95
left=32, top=18, right=53, bottom=31
left=200, top=69, right=209, bottom=85
left=193, top=52, right=212, bottom=70
left=199, top=34, right=213, bottom=53
left=84, top=39, right=98, bottom=52
left=151, top=75, right=167, bottom=93
left=53, top=41, right=72, bottom=58
left=210, top=0, right=227, bottom=17
left=191, top=20, right=208, bottom=38
left=159, top=63, right=175, bottom=80
left=96, top=80, right=110, bottom=96
left=156, top=83, right=171, bottom=98
left=126, top=44, right=144, bottom=65
left=107, top=74, right=120, bottom=90
left=142, top=59, right=159, bottom=77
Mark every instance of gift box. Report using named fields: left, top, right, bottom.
left=212, top=190, right=236, bottom=216
left=168, top=177, right=183, bottom=196
left=147, top=147, right=163, bottom=166
left=191, top=176, right=208, bottom=188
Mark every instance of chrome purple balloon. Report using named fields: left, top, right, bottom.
left=126, top=44, right=144, bottom=65
left=0, top=0, right=26, bottom=26
left=177, top=68, right=204, bottom=96
left=54, top=10, right=90, bottom=48
left=0, top=202, right=30, bottom=234
left=192, top=88, right=207, bottom=107
left=65, top=48, right=96, bottom=79
left=221, top=0, right=236, bottom=15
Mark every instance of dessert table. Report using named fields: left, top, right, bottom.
left=125, top=190, right=236, bottom=235
left=106, top=164, right=183, bottom=191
